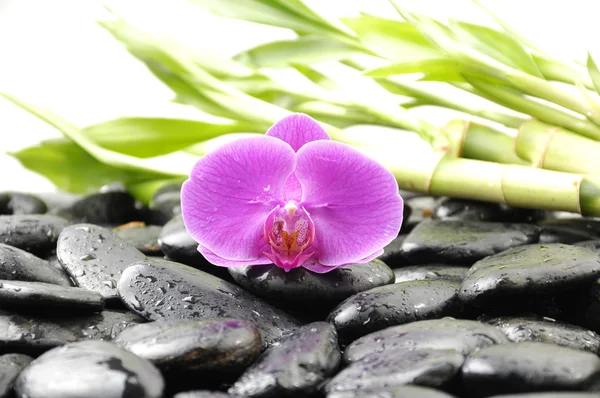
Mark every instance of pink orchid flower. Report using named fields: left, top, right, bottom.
left=181, top=113, right=403, bottom=273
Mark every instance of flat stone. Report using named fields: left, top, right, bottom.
left=326, top=348, right=463, bottom=394
left=229, top=322, right=341, bottom=397
left=0, top=280, right=104, bottom=312
left=378, top=235, right=408, bottom=268
left=57, top=224, right=146, bottom=300
left=228, top=259, right=394, bottom=306
left=459, top=244, right=600, bottom=306
left=0, top=353, right=33, bottom=398
left=0, top=192, right=47, bottom=215
left=0, top=215, right=68, bottom=256
left=0, top=243, right=71, bottom=286
left=114, top=318, right=261, bottom=373
left=539, top=219, right=600, bottom=244
left=0, top=309, right=145, bottom=355
left=487, top=394, right=600, bottom=398
left=114, top=222, right=162, bottom=256
left=15, top=340, right=164, bottom=398
left=401, top=220, right=540, bottom=265
left=327, top=280, right=462, bottom=345
left=50, top=191, right=142, bottom=226
left=148, top=183, right=182, bottom=225
left=433, top=198, right=505, bottom=222
left=394, top=265, right=468, bottom=283
left=117, top=258, right=299, bottom=346
left=576, top=239, right=600, bottom=255
left=485, top=316, right=600, bottom=354
left=157, top=215, right=215, bottom=269
left=461, top=342, right=600, bottom=396
left=326, top=385, right=458, bottom=398
left=174, top=392, right=231, bottom=398
left=344, top=318, right=509, bottom=363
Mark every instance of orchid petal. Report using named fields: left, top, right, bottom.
left=198, top=244, right=271, bottom=267
left=266, top=113, right=330, bottom=152
left=283, top=173, right=302, bottom=202
left=302, top=249, right=384, bottom=274
left=295, top=140, right=403, bottom=266
left=181, top=136, right=295, bottom=262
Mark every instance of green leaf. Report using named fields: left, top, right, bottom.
left=364, top=58, right=461, bottom=77
left=342, top=14, right=442, bottom=62
left=534, top=53, right=593, bottom=89
left=291, top=63, right=340, bottom=90
left=83, top=117, right=260, bottom=158
left=448, top=20, right=543, bottom=78
left=587, top=53, right=600, bottom=94
left=234, top=36, right=361, bottom=68
left=270, top=0, right=356, bottom=36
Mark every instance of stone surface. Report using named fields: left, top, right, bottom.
left=158, top=215, right=214, bottom=269
left=118, top=258, right=299, bottom=346
left=0, top=280, right=104, bottom=312
left=394, top=265, right=468, bottom=284
left=0, top=243, right=72, bottom=286
left=344, top=318, right=509, bottom=363
left=461, top=342, right=600, bottom=396
left=326, top=348, right=463, bottom=394
left=328, top=280, right=463, bottom=344
left=229, top=322, right=341, bottom=397
left=15, top=340, right=164, bottom=398
left=114, top=222, right=162, bottom=256
left=228, top=259, right=394, bottom=306
left=576, top=239, right=600, bottom=255
left=485, top=316, right=600, bottom=354
left=174, top=392, right=231, bottom=398
left=401, top=220, right=540, bottom=265
left=0, top=192, right=47, bottom=215
left=114, top=318, right=261, bottom=373
left=0, top=214, right=68, bottom=256
left=459, top=244, right=600, bottom=306
left=326, top=385, right=458, bottom=398
left=148, top=183, right=182, bottom=225
left=0, top=353, right=32, bottom=398
left=50, top=191, right=142, bottom=226
left=0, top=309, right=145, bottom=355
left=487, top=394, right=600, bottom=398
left=378, top=235, right=408, bottom=268
left=539, top=219, right=600, bottom=244
left=57, top=224, right=147, bottom=300
left=433, top=198, right=505, bottom=222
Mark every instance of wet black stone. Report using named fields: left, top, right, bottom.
left=158, top=215, right=213, bottom=266
left=148, top=183, right=182, bottom=225
left=403, top=196, right=436, bottom=232
left=378, top=235, right=408, bottom=267
left=34, top=192, right=81, bottom=212
left=15, top=340, right=164, bottom=398
left=0, top=192, right=47, bottom=215
left=228, top=260, right=394, bottom=307
left=57, top=224, right=147, bottom=300
left=118, top=258, right=299, bottom=346
left=486, top=394, right=600, bottom=398
left=114, top=318, right=261, bottom=373
left=114, top=222, right=162, bottom=256
left=327, top=280, right=463, bottom=345
left=576, top=239, right=600, bottom=255
left=458, top=244, right=600, bottom=306
left=572, top=279, right=600, bottom=333
left=484, top=316, right=600, bottom=354
left=0, top=309, right=145, bottom=355
left=326, top=385, right=458, bottom=398
left=0, top=280, right=104, bottom=312
left=174, top=392, right=231, bottom=398
left=229, top=322, right=341, bottom=397
left=0, top=214, right=68, bottom=256
left=433, top=198, right=505, bottom=222
left=0, top=243, right=72, bottom=286
left=50, top=191, right=141, bottom=226
left=401, top=220, right=540, bottom=265
left=461, top=342, right=600, bottom=397
left=344, top=318, right=509, bottom=363
left=394, top=265, right=468, bottom=283
left=326, top=348, right=463, bottom=394
left=539, top=219, right=600, bottom=244
left=0, top=353, right=32, bottom=398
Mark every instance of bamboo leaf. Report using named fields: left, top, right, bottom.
left=270, top=0, right=356, bottom=36
left=575, top=81, right=600, bottom=125
left=448, top=20, right=543, bottom=78
left=291, top=64, right=340, bottom=90
left=364, top=58, right=462, bottom=77
left=534, top=53, right=593, bottom=89
left=587, top=53, right=600, bottom=94
left=234, top=36, right=361, bottom=68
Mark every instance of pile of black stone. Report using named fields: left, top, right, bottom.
left=2, top=186, right=600, bottom=398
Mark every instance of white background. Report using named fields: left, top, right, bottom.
left=0, top=0, right=598, bottom=193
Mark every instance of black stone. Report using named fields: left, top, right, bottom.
left=458, top=244, right=600, bottom=306
left=117, top=258, right=299, bottom=346
left=486, top=394, right=600, bottom=398
left=539, top=219, right=600, bottom=244
left=404, top=196, right=436, bottom=231
left=0, top=353, right=32, bottom=398
left=325, top=348, right=463, bottom=394
left=0, top=280, right=104, bottom=312
left=15, top=340, right=164, bottom=398
left=401, top=220, right=540, bottom=265
left=0, top=192, right=47, bottom=215
left=0, top=214, right=68, bottom=256
left=433, top=198, right=505, bottom=222
left=229, top=322, right=341, bottom=397
left=576, top=239, right=600, bottom=255
left=461, top=342, right=600, bottom=397
left=50, top=191, right=142, bottom=226
left=228, top=259, right=394, bottom=307
left=378, top=235, right=408, bottom=268
left=174, top=392, right=231, bottom=398
left=114, top=318, right=261, bottom=373
left=0, top=243, right=71, bottom=286
left=484, top=316, right=600, bottom=354
left=114, top=222, right=162, bottom=256
left=327, top=280, right=463, bottom=345
left=57, top=224, right=147, bottom=300
left=344, top=318, right=509, bottom=363
left=148, top=183, right=182, bottom=225
left=326, top=385, right=458, bottom=398
left=158, top=215, right=212, bottom=268
left=394, top=265, right=468, bottom=283
left=0, top=309, right=145, bottom=355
